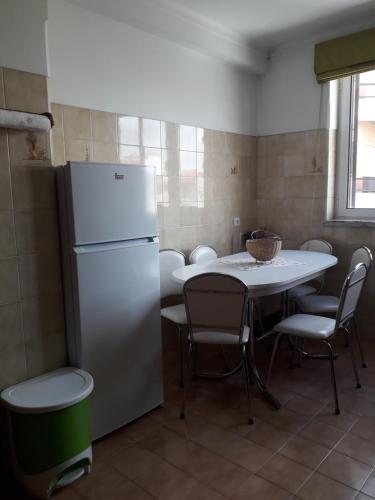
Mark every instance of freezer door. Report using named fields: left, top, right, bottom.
left=66, top=162, right=157, bottom=245
left=71, top=239, right=163, bottom=439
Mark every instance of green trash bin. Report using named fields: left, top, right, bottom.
left=1, top=367, right=94, bottom=499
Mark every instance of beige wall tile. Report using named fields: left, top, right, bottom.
left=161, top=122, right=179, bottom=150
left=14, top=209, right=59, bottom=254
left=18, top=253, right=62, bottom=298
left=11, top=164, right=56, bottom=210
left=92, top=142, right=118, bottom=163
left=65, top=138, right=92, bottom=162
left=21, top=294, right=65, bottom=343
left=0, top=258, right=19, bottom=305
left=118, top=115, right=140, bottom=145
left=0, top=211, right=16, bottom=258
left=162, top=149, right=179, bottom=177
left=0, top=344, right=27, bottom=389
left=92, top=110, right=117, bottom=143
left=142, top=118, right=161, bottom=148
left=0, top=302, right=22, bottom=350
left=144, top=147, right=162, bottom=175
left=25, top=332, right=66, bottom=379
left=119, top=145, right=142, bottom=164
left=0, top=163, right=12, bottom=211
left=179, top=125, right=196, bottom=152
left=0, top=68, right=4, bottom=108
left=63, top=105, right=91, bottom=140
left=51, top=103, right=64, bottom=137
left=3, top=68, right=48, bottom=113
left=51, top=133, right=66, bottom=166
left=8, top=130, right=50, bottom=164
left=179, top=151, right=196, bottom=177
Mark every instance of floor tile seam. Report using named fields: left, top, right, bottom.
left=359, top=463, right=375, bottom=496
left=136, top=438, right=237, bottom=498
left=254, top=468, right=313, bottom=497
left=314, top=467, right=368, bottom=493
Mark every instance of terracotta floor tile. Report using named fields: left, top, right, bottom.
left=356, top=494, right=375, bottom=500
left=215, top=433, right=274, bottom=472
left=285, top=395, right=323, bottom=417
left=231, top=474, right=292, bottom=500
left=93, top=428, right=134, bottom=461
left=265, top=408, right=310, bottom=433
left=279, top=435, right=330, bottom=469
left=299, top=420, right=345, bottom=448
left=73, top=460, right=127, bottom=500
left=107, top=443, right=160, bottom=480
left=134, top=459, right=190, bottom=499
left=361, top=470, right=375, bottom=498
left=167, top=476, right=226, bottom=500
left=245, top=420, right=294, bottom=451
left=153, top=437, right=250, bottom=497
left=119, top=415, right=164, bottom=442
left=318, top=451, right=372, bottom=490
left=257, top=454, right=312, bottom=494
left=53, top=488, right=83, bottom=499
left=297, top=472, right=358, bottom=500
left=316, top=406, right=358, bottom=432
left=350, top=417, right=375, bottom=442
left=336, top=434, right=375, bottom=466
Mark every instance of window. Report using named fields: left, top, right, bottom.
left=336, top=69, right=375, bottom=219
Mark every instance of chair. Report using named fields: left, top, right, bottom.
left=180, top=273, right=252, bottom=424
left=267, top=263, right=367, bottom=415
left=189, top=245, right=218, bottom=264
left=296, top=246, right=373, bottom=367
left=160, top=249, right=187, bottom=386
left=289, top=239, right=333, bottom=299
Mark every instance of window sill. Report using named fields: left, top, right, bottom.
left=324, top=219, right=375, bottom=228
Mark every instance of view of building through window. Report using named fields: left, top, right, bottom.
left=350, top=69, right=375, bottom=208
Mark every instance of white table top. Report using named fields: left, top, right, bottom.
left=173, top=250, right=337, bottom=298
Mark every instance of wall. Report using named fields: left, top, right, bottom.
left=0, top=67, right=66, bottom=389
left=51, top=103, right=257, bottom=257
left=0, top=0, right=49, bottom=76
left=47, top=0, right=258, bottom=136
left=256, top=42, right=375, bottom=336
left=257, top=43, right=331, bottom=136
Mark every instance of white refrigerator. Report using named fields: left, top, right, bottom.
left=57, top=161, right=163, bottom=440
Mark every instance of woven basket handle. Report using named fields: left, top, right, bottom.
left=251, top=229, right=281, bottom=240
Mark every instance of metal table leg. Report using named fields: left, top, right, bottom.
left=248, top=298, right=281, bottom=409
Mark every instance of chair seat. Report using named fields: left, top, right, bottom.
left=274, top=314, right=336, bottom=340
left=161, top=304, right=187, bottom=325
left=189, top=326, right=249, bottom=345
left=296, top=295, right=339, bottom=314
left=288, top=284, right=317, bottom=299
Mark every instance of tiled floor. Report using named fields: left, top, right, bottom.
left=3, top=331, right=375, bottom=500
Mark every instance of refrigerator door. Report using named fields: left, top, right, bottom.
left=65, top=162, right=157, bottom=245
left=70, top=238, right=163, bottom=439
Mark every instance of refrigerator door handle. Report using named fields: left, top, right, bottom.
left=74, top=238, right=158, bottom=254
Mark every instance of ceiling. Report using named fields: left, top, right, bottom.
left=161, top=0, right=375, bottom=48
left=63, top=0, right=375, bottom=73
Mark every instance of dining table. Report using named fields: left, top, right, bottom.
left=172, top=249, right=338, bottom=409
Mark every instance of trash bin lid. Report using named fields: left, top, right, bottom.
left=0, top=367, right=94, bottom=414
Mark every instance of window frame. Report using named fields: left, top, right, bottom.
left=335, top=72, right=375, bottom=220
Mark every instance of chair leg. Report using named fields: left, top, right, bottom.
left=220, top=345, right=230, bottom=372
left=267, top=333, right=282, bottom=386
left=297, top=338, right=304, bottom=368
left=345, top=328, right=361, bottom=389
left=192, top=343, right=198, bottom=379
left=180, top=341, right=193, bottom=419
left=352, top=317, right=366, bottom=368
left=177, top=325, right=184, bottom=388
left=325, top=341, right=340, bottom=415
left=242, top=345, right=253, bottom=424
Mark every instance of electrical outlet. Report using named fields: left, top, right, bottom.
left=233, top=216, right=240, bottom=227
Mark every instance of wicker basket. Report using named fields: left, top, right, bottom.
left=246, top=231, right=282, bottom=262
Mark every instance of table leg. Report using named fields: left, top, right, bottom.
left=248, top=298, right=281, bottom=409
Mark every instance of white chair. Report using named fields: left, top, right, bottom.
left=267, top=263, right=367, bottom=415
left=189, top=245, right=218, bottom=264
left=180, top=273, right=252, bottom=424
left=289, top=239, right=333, bottom=299
left=160, top=249, right=187, bottom=386
left=296, top=246, right=373, bottom=367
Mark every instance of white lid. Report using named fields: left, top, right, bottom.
left=0, top=367, right=94, bottom=414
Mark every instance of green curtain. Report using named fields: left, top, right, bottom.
left=314, top=27, right=375, bottom=83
